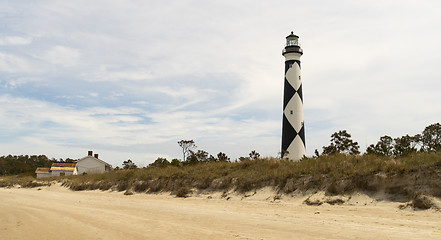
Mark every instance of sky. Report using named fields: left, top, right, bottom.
left=1, top=0, right=441, bottom=167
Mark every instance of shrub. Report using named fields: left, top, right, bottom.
left=176, top=186, right=191, bottom=198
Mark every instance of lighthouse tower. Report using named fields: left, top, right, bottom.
left=281, top=31, right=305, bottom=161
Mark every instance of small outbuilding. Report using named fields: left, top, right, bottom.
left=50, top=163, right=76, bottom=177
left=35, top=167, right=52, bottom=178
left=73, top=151, right=112, bottom=175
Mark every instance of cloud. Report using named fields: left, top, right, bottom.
left=90, top=65, right=153, bottom=82
left=0, top=52, right=32, bottom=73
left=0, top=94, right=281, bottom=165
left=0, top=36, right=32, bottom=46
left=39, top=46, right=80, bottom=67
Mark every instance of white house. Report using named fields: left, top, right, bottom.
left=73, top=151, right=112, bottom=175
left=35, top=151, right=111, bottom=178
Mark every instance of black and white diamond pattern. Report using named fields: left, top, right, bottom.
left=282, top=61, right=305, bottom=160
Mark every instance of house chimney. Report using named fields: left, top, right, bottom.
left=94, top=154, right=99, bottom=158
left=88, top=151, right=93, bottom=156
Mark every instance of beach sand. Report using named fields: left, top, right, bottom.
left=1, top=184, right=440, bottom=240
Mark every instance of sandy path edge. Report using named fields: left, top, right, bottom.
left=1, top=185, right=441, bottom=240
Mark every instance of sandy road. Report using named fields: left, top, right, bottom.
left=1, top=185, right=440, bottom=240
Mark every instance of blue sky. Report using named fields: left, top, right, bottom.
left=1, top=1, right=441, bottom=167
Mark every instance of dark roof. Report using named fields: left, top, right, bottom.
left=50, top=162, right=76, bottom=171
left=286, top=31, right=299, bottom=39
left=35, top=167, right=51, bottom=173
left=51, top=162, right=76, bottom=168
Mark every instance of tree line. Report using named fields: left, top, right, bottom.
left=0, top=155, right=76, bottom=176
left=317, top=123, right=441, bottom=157
left=117, top=140, right=263, bottom=169
left=1, top=123, right=440, bottom=175
left=146, top=140, right=231, bottom=168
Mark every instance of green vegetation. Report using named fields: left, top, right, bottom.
left=1, top=151, right=441, bottom=202
left=0, top=176, right=52, bottom=188
left=122, top=159, right=137, bottom=169
left=1, top=123, right=440, bottom=202
left=364, top=123, right=441, bottom=157
left=3, top=152, right=430, bottom=197
left=177, top=140, right=196, bottom=162
left=322, top=130, right=360, bottom=155
left=0, top=155, right=76, bottom=176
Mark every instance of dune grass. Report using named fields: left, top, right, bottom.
left=56, top=152, right=441, bottom=193
left=0, top=175, right=51, bottom=188
left=2, top=152, right=441, bottom=197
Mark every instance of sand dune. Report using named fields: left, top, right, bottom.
left=1, top=185, right=440, bottom=240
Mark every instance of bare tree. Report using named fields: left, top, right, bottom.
left=177, top=140, right=196, bottom=162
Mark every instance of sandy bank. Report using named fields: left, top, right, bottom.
left=1, top=185, right=440, bottom=240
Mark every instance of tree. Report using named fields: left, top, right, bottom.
left=0, top=154, right=53, bottom=176
left=393, top=134, right=420, bottom=157
left=366, top=135, right=394, bottom=157
left=249, top=150, right=260, bottom=160
left=178, top=140, right=196, bottom=162
left=64, top=158, right=77, bottom=163
left=217, top=152, right=230, bottom=162
left=149, top=157, right=170, bottom=168
left=184, top=150, right=199, bottom=165
left=421, top=123, right=441, bottom=152
left=207, top=154, right=217, bottom=162
left=183, top=150, right=209, bottom=165
left=122, top=159, right=137, bottom=169
left=170, top=159, right=181, bottom=167
left=204, top=152, right=230, bottom=162
left=314, top=149, right=320, bottom=158
left=194, top=150, right=209, bottom=162
left=322, top=130, right=360, bottom=155
left=322, top=144, right=337, bottom=155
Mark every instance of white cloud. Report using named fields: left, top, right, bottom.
left=40, top=46, right=80, bottom=67
left=0, top=36, right=32, bottom=46
left=0, top=52, right=32, bottom=73
left=0, top=94, right=281, bottom=165
left=90, top=65, right=153, bottom=82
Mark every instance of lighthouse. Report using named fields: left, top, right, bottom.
left=281, top=31, right=305, bottom=161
